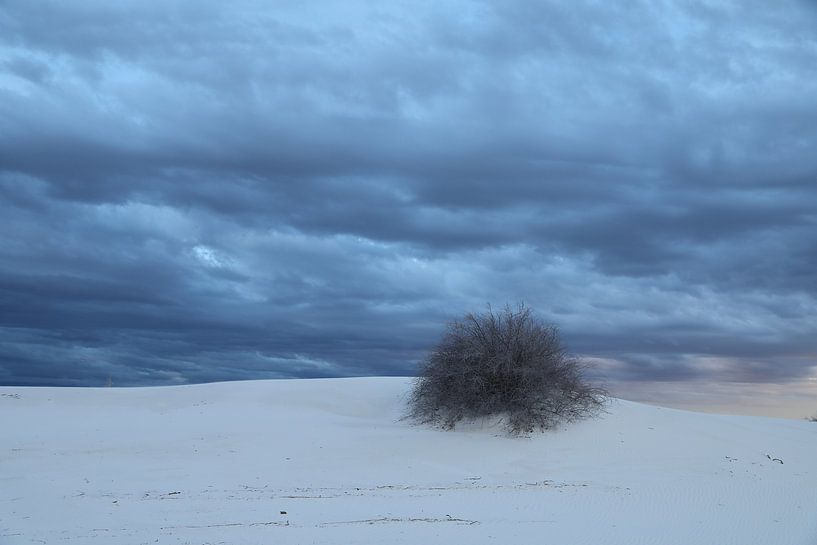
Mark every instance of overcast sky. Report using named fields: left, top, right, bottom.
left=1, top=1, right=816, bottom=414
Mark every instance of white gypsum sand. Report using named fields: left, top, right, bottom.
left=2, top=377, right=816, bottom=544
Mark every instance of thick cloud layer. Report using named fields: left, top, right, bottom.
left=1, top=1, right=816, bottom=407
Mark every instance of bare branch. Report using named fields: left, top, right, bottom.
left=406, top=303, right=607, bottom=436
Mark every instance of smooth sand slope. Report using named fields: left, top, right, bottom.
left=2, top=377, right=816, bottom=544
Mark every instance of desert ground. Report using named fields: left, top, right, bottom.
left=2, top=377, right=816, bottom=544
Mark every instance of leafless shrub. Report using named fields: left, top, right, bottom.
left=407, top=303, right=607, bottom=435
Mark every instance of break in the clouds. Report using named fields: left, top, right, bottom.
left=1, top=1, right=816, bottom=407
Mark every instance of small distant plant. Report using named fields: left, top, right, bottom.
left=406, top=303, right=606, bottom=435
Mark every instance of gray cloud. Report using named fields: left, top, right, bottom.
left=1, top=0, right=816, bottom=394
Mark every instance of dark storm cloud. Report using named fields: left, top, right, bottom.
left=1, top=0, right=816, bottom=389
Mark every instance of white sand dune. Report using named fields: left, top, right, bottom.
left=2, top=377, right=816, bottom=544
